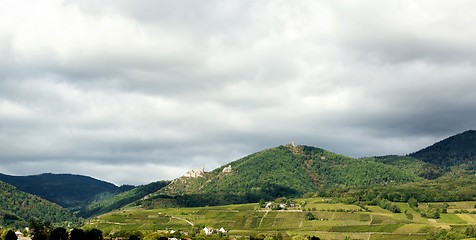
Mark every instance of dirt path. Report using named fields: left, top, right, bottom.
left=171, top=216, right=194, bottom=226
left=258, top=211, right=270, bottom=228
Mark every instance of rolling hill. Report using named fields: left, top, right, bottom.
left=141, top=145, right=422, bottom=207
left=0, top=173, right=122, bottom=211
left=137, top=130, right=476, bottom=208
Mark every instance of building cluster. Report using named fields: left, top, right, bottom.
left=203, top=227, right=227, bottom=235
left=183, top=167, right=205, bottom=178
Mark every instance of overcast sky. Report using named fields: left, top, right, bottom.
left=1, top=0, right=476, bottom=185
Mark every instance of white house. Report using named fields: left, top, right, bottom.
left=218, top=227, right=227, bottom=233
left=203, top=227, right=213, bottom=235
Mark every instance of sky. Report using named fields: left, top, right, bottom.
left=1, top=0, right=476, bottom=185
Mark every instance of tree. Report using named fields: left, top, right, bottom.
left=305, top=212, right=315, bottom=220
left=5, top=230, right=17, bottom=240
left=85, top=228, right=103, bottom=240
left=29, top=219, right=52, bottom=240
left=259, top=199, right=266, bottom=208
left=129, top=235, right=140, bottom=240
left=70, top=228, right=85, bottom=240
left=408, top=197, right=418, bottom=208
left=50, top=227, right=68, bottom=240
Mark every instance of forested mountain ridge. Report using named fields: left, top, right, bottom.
left=410, top=130, right=476, bottom=168
left=143, top=130, right=476, bottom=208
left=3, top=130, right=476, bottom=217
left=0, top=180, right=77, bottom=228
left=143, top=144, right=422, bottom=207
left=0, top=173, right=121, bottom=210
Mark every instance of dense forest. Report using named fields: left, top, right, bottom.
left=0, top=181, right=77, bottom=228
left=410, top=130, right=476, bottom=168
left=0, top=173, right=122, bottom=210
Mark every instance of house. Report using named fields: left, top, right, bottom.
left=265, top=202, right=273, bottom=208
left=203, top=227, right=213, bottom=235
left=218, top=227, right=227, bottom=233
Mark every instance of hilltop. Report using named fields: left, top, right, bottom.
left=135, top=130, right=476, bottom=208
left=141, top=145, right=422, bottom=207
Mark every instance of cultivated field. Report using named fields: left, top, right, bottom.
left=87, top=198, right=476, bottom=240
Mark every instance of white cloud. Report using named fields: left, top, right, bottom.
left=1, top=0, right=476, bottom=184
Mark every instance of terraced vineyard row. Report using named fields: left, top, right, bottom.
left=87, top=198, right=476, bottom=239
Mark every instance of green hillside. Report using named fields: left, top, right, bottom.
left=0, top=180, right=77, bottom=228
left=373, top=155, right=444, bottom=179
left=147, top=145, right=421, bottom=207
left=0, top=173, right=121, bottom=211
left=80, top=180, right=170, bottom=217
left=410, top=130, right=476, bottom=168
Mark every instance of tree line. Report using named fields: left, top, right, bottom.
left=28, top=219, right=103, bottom=240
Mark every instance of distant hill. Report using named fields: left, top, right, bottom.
left=80, top=180, right=170, bottom=217
left=0, top=180, right=77, bottom=228
left=373, top=155, right=445, bottom=179
left=0, top=173, right=120, bottom=210
left=410, top=130, right=476, bottom=169
left=144, top=145, right=421, bottom=207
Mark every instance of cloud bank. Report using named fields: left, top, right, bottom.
left=1, top=0, right=476, bottom=185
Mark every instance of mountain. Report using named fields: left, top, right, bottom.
left=0, top=180, right=77, bottom=228
left=0, top=173, right=120, bottom=210
left=143, top=145, right=421, bottom=207
left=410, top=130, right=476, bottom=169
left=86, top=130, right=476, bottom=213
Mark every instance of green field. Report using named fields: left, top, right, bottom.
left=87, top=198, right=476, bottom=239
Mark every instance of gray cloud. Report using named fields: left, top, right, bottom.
left=1, top=0, right=476, bottom=185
